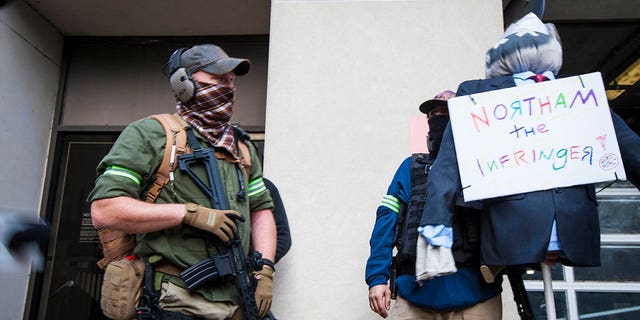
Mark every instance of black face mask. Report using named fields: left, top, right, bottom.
left=427, top=115, right=450, bottom=155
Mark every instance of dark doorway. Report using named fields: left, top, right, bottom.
left=37, top=133, right=117, bottom=320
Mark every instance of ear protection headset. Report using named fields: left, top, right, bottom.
left=166, top=48, right=195, bottom=103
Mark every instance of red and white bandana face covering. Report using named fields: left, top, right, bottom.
left=176, top=81, right=237, bottom=156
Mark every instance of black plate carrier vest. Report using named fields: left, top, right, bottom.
left=394, top=153, right=482, bottom=275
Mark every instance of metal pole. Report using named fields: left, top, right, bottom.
left=541, top=263, right=556, bottom=320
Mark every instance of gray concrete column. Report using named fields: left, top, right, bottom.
left=264, top=1, right=505, bottom=318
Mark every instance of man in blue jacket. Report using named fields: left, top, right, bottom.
left=365, top=91, right=503, bottom=319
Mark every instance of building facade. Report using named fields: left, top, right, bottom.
left=0, top=0, right=638, bottom=319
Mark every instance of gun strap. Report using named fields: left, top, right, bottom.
left=506, top=266, right=536, bottom=320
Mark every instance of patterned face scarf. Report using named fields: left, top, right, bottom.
left=176, top=81, right=237, bottom=156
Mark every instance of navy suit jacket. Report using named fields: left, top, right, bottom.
left=421, top=75, right=640, bottom=266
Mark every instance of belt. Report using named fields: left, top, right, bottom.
left=154, top=260, right=243, bottom=320
left=155, top=260, right=184, bottom=277
left=160, top=310, right=202, bottom=320
left=159, top=307, right=242, bottom=320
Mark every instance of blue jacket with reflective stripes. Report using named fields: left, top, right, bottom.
left=365, top=156, right=502, bottom=310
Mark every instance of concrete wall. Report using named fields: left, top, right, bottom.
left=264, top=1, right=508, bottom=318
left=0, top=0, right=62, bottom=318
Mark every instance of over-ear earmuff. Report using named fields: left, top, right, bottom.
left=166, top=48, right=195, bottom=103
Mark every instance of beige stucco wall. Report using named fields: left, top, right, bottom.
left=0, top=0, right=63, bottom=318
left=264, top=1, right=511, bottom=318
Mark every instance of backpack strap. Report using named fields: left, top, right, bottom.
left=145, top=113, right=187, bottom=203
left=237, top=142, right=251, bottom=176
left=97, top=114, right=187, bottom=270
left=205, top=127, right=253, bottom=178
left=234, top=126, right=252, bottom=178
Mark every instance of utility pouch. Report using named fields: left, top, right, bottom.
left=100, top=256, right=145, bottom=320
left=97, top=228, right=136, bottom=270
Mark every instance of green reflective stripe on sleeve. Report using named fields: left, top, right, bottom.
left=103, top=166, right=142, bottom=185
left=247, top=178, right=267, bottom=197
left=380, top=195, right=400, bottom=213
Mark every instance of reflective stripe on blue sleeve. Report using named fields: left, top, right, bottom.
left=380, top=195, right=400, bottom=213
left=103, top=166, right=142, bottom=185
left=247, top=178, right=267, bottom=197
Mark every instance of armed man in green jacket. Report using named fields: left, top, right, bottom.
left=89, top=44, right=277, bottom=320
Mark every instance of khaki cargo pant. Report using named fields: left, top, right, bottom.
left=160, top=282, right=241, bottom=320
left=391, top=294, right=502, bottom=320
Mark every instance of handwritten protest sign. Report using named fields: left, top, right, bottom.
left=448, top=72, right=626, bottom=201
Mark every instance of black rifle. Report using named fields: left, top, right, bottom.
left=177, top=127, right=271, bottom=320
left=390, top=210, right=403, bottom=300
left=388, top=256, right=399, bottom=300
left=506, top=266, right=535, bottom=320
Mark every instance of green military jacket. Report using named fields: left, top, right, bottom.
left=88, top=115, right=274, bottom=303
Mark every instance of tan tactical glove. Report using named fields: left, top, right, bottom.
left=183, top=203, right=244, bottom=242
left=254, top=265, right=275, bottom=317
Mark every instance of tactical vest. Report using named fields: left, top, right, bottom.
left=395, top=153, right=481, bottom=275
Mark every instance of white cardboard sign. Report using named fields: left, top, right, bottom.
left=448, top=72, right=626, bottom=201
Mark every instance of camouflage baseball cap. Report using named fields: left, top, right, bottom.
left=419, top=90, right=456, bottom=114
